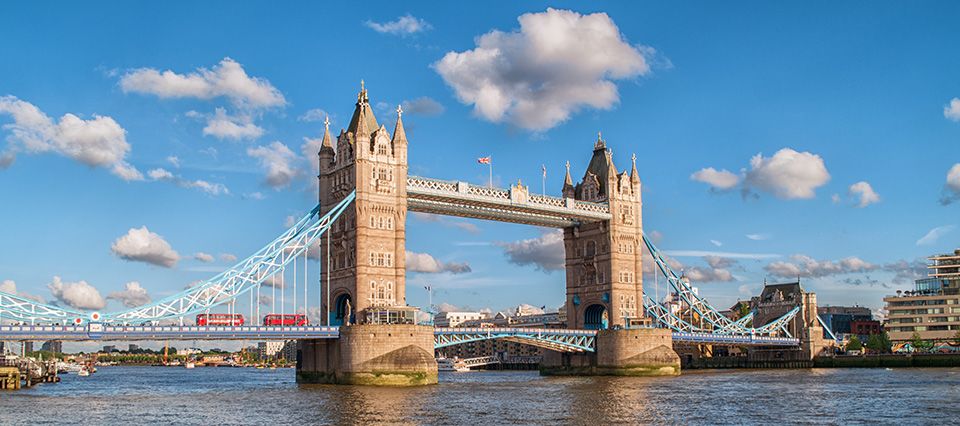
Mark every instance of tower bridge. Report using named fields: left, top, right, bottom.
left=0, top=84, right=833, bottom=385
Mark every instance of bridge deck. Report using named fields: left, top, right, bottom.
left=407, top=176, right=611, bottom=227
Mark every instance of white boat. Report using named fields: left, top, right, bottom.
left=437, top=357, right=470, bottom=372
left=77, top=367, right=90, bottom=377
left=184, top=362, right=195, bottom=369
left=59, top=362, right=83, bottom=373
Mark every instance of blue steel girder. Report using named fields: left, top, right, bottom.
left=434, top=327, right=597, bottom=353
left=0, top=324, right=341, bottom=341
left=102, top=191, right=356, bottom=323
left=671, top=332, right=799, bottom=347
left=641, top=234, right=802, bottom=337
left=0, top=193, right=355, bottom=325
left=0, top=290, right=86, bottom=324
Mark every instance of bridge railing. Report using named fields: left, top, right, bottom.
left=434, top=327, right=598, bottom=336
left=407, top=175, right=611, bottom=221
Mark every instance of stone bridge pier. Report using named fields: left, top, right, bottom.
left=297, top=324, right=438, bottom=386
left=541, top=328, right=680, bottom=376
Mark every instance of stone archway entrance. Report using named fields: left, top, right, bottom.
left=333, top=293, right=353, bottom=326
left=584, top=304, right=608, bottom=330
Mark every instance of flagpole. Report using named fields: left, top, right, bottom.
left=488, top=159, right=493, bottom=188
left=541, top=164, right=546, bottom=195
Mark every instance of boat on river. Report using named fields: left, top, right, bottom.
left=437, top=357, right=470, bottom=372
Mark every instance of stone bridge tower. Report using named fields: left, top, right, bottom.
left=562, top=134, right=644, bottom=329
left=317, top=83, right=409, bottom=325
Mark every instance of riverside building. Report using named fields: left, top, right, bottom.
left=884, top=249, right=960, bottom=342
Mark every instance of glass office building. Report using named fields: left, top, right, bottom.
left=884, top=249, right=960, bottom=342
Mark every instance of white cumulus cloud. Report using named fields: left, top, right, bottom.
left=406, top=251, right=471, bottom=274
left=743, top=148, right=830, bottom=200
left=298, top=108, right=331, bottom=122
left=401, top=97, right=445, bottom=116
left=0, top=96, right=141, bottom=180
left=194, top=252, right=214, bottom=263
left=434, top=8, right=652, bottom=131
left=365, top=14, right=431, bottom=35
left=219, top=253, right=238, bottom=263
left=944, top=97, right=960, bottom=121
left=107, top=281, right=151, bottom=308
left=202, top=108, right=264, bottom=140
left=0, top=279, right=44, bottom=302
left=765, top=255, right=876, bottom=279
left=691, top=167, right=741, bottom=191
left=111, top=226, right=180, bottom=268
left=248, top=141, right=300, bottom=189
left=848, top=181, right=880, bottom=208
left=148, top=167, right=229, bottom=196
left=495, top=229, right=565, bottom=272
left=940, top=163, right=960, bottom=205
left=120, top=57, right=285, bottom=109
left=48, top=276, right=106, bottom=310
left=916, top=225, right=955, bottom=246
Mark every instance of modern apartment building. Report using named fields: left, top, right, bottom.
left=884, top=249, right=960, bottom=342
left=818, top=306, right=872, bottom=335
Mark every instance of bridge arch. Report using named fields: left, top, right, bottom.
left=583, top=304, right=608, bottom=330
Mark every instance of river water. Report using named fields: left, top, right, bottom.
left=0, top=366, right=957, bottom=425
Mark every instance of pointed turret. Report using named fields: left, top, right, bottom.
left=392, top=104, right=407, bottom=144
left=318, top=116, right=335, bottom=173
left=562, top=161, right=575, bottom=198
left=346, top=80, right=379, bottom=140
left=583, top=131, right=616, bottom=198
left=321, top=116, right=334, bottom=149
left=630, top=153, right=640, bottom=184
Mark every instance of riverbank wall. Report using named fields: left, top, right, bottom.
left=681, top=353, right=960, bottom=369
left=814, top=353, right=960, bottom=368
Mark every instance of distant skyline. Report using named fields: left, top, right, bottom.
left=2, top=2, right=960, bottom=351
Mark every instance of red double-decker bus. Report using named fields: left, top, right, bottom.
left=262, top=314, right=308, bottom=326
left=196, top=313, right=245, bottom=326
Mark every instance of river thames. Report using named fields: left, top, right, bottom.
left=1, top=367, right=957, bottom=425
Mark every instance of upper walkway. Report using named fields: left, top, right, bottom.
left=407, top=175, right=611, bottom=227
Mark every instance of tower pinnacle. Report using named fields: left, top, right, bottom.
left=392, top=104, right=407, bottom=144
left=562, top=160, right=575, bottom=198
left=594, top=131, right=606, bottom=151
left=321, top=116, right=333, bottom=148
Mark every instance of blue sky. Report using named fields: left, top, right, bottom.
left=2, top=0, right=960, bottom=339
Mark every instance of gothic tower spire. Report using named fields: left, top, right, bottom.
left=321, top=116, right=334, bottom=149
left=347, top=80, right=378, bottom=138
left=392, top=104, right=407, bottom=144
left=562, top=160, right=575, bottom=198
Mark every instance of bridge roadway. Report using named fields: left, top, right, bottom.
left=0, top=325, right=800, bottom=349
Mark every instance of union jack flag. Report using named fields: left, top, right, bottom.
left=477, top=156, right=491, bottom=165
